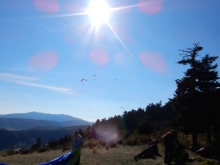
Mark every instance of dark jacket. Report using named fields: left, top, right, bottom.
left=163, top=132, right=179, bottom=147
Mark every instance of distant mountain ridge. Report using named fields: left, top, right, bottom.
left=0, top=112, right=93, bottom=130
left=0, top=111, right=82, bottom=122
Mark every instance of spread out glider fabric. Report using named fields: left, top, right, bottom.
left=38, top=148, right=81, bottom=165
left=0, top=148, right=81, bottom=165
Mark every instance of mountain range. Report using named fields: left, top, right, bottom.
left=0, top=111, right=93, bottom=130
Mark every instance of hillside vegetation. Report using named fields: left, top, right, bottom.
left=1, top=135, right=220, bottom=165
left=0, top=126, right=88, bottom=150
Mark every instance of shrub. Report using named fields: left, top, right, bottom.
left=136, top=135, right=151, bottom=144
left=21, top=149, right=32, bottom=155
left=83, top=139, right=100, bottom=149
left=124, top=134, right=150, bottom=146
left=62, top=145, right=71, bottom=152
left=108, top=141, right=117, bottom=148
left=178, top=134, right=192, bottom=147
left=37, top=146, right=49, bottom=153
left=6, top=149, right=15, bottom=156
left=124, top=136, right=138, bottom=146
left=178, top=134, right=207, bottom=148
left=118, top=139, right=126, bottom=146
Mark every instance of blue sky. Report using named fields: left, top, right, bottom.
left=0, top=0, right=220, bottom=122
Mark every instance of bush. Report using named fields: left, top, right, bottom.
left=62, top=145, right=71, bottom=152
left=6, top=149, right=15, bottom=156
left=1, top=149, right=14, bottom=157
left=83, top=139, right=117, bottom=149
left=124, top=136, right=138, bottom=146
left=108, top=141, right=117, bottom=148
left=124, top=135, right=150, bottom=146
left=136, top=135, right=151, bottom=144
left=21, top=149, right=32, bottom=155
left=118, top=139, right=126, bottom=146
left=178, top=134, right=192, bottom=147
left=83, top=139, right=102, bottom=149
left=37, top=146, right=49, bottom=153
left=178, top=134, right=207, bottom=148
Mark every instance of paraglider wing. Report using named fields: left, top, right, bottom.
left=38, top=148, right=81, bottom=165
left=81, top=79, right=87, bottom=86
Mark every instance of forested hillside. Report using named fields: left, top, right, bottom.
left=0, top=125, right=88, bottom=150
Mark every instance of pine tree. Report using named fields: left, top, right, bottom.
left=171, top=43, right=220, bottom=146
left=197, top=54, right=220, bottom=143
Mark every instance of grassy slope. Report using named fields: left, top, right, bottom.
left=1, top=133, right=219, bottom=165
left=0, top=144, right=211, bottom=165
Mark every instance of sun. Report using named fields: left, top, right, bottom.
left=88, top=0, right=111, bottom=26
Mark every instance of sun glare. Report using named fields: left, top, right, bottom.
left=88, top=0, right=111, bottom=26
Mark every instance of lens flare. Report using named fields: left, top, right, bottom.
left=29, top=51, right=58, bottom=71
left=139, top=52, right=169, bottom=74
left=138, top=0, right=162, bottom=15
left=93, top=124, right=119, bottom=143
left=90, top=48, right=109, bottom=66
left=33, top=0, right=60, bottom=14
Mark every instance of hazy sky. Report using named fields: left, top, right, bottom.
left=0, top=0, right=219, bottom=122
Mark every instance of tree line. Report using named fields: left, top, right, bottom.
left=86, top=43, right=220, bottom=147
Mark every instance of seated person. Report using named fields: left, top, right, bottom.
left=134, top=139, right=158, bottom=161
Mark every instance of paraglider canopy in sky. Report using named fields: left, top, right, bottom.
left=81, top=79, right=87, bottom=86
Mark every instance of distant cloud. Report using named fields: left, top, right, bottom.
left=14, top=81, right=74, bottom=95
left=0, top=73, right=38, bottom=81
left=0, top=73, right=74, bottom=95
left=139, top=52, right=169, bottom=74
left=2, top=67, right=37, bottom=73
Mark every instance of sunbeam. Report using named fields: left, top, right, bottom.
left=105, top=22, right=136, bottom=64
left=112, top=0, right=167, bottom=13
left=70, top=24, right=96, bottom=76
left=106, top=22, right=165, bottom=100
left=0, top=12, right=88, bottom=22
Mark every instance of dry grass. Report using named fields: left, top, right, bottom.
left=1, top=134, right=219, bottom=165
left=1, top=143, right=217, bottom=165
left=0, top=149, right=63, bottom=165
left=178, top=134, right=207, bottom=148
left=0, top=145, right=159, bottom=165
